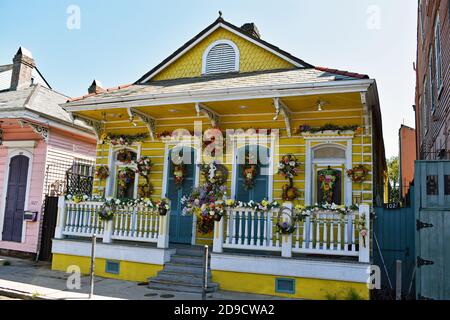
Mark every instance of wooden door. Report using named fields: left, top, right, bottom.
left=2, top=155, right=29, bottom=242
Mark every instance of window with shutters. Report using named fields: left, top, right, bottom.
left=202, top=40, right=239, bottom=75
left=434, top=14, right=442, bottom=94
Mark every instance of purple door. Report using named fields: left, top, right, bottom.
left=2, top=155, right=29, bottom=242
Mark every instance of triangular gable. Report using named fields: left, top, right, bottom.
left=136, top=17, right=314, bottom=84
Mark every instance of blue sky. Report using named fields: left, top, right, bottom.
left=0, top=0, right=417, bottom=158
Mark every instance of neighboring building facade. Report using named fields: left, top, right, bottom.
left=0, top=48, right=97, bottom=258
left=415, top=0, right=450, bottom=160
left=399, top=125, right=417, bottom=199
left=51, top=17, right=387, bottom=299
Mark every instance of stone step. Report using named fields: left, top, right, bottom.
left=170, top=255, right=204, bottom=266
left=163, top=263, right=206, bottom=275
left=175, top=247, right=205, bottom=257
left=148, top=279, right=219, bottom=294
left=155, top=271, right=211, bottom=285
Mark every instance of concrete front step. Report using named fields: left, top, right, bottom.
left=148, top=279, right=219, bottom=294
left=163, top=263, right=206, bottom=275
left=155, top=271, right=212, bottom=286
left=170, top=255, right=204, bottom=266
left=175, top=247, right=206, bottom=257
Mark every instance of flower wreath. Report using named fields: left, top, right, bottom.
left=346, top=165, right=369, bottom=182
left=318, top=166, right=339, bottom=204
left=199, top=162, right=229, bottom=186
left=117, top=167, right=136, bottom=198
left=241, top=153, right=260, bottom=191
left=278, top=154, right=301, bottom=201
left=95, top=165, right=109, bottom=180
left=117, top=149, right=135, bottom=164
left=173, top=163, right=186, bottom=187
left=136, top=157, right=153, bottom=181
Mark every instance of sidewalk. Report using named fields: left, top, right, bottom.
left=0, top=256, right=290, bottom=300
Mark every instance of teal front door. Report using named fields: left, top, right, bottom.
left=167, top=148, right=195, bottom=244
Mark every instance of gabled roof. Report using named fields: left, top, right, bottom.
left=66, top=67, right=371, bottom=105
left=0, top=84, right=92, bottom=131
left=136, top=17, right=315, bottom=84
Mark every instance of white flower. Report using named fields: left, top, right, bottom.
left=289, top=161, right=296, bottom=167
left=67, top=195, right=73, bottom=200
left=115, top=199, right=121, bottom=205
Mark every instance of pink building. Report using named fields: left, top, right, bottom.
left=0, top=48, right=96, bottom=259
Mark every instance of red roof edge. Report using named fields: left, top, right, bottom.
left=67, top=83, right=133, bottom=103
left=315, top=66, right=369, bottom=80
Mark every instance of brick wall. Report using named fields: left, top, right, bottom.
left=415, top=0, right=450, bottom=160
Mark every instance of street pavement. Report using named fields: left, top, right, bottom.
left=0, top=256, right=290, bottom=300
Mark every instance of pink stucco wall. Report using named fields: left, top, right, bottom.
left=0, top=119, right=96, bottom=254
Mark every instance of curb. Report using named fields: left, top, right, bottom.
left=0, top=287, right=49, bottom=300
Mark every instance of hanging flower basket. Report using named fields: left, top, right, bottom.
left=97, top=203, right=116, bottom=221
left=346, top=165, right=369, bottom=182
left=156, top=199, right=170, bottom=216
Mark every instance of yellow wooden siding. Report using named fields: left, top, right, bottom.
left=152, top=28, right=295, bottom=81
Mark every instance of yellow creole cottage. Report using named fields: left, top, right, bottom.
left=51, top=16, right=387, bottom=300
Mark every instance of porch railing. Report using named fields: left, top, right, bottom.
left=213, top=203, right=371, bottom=263
left=54, top=197, right=170, bottom=248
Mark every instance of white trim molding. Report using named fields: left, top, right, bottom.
left=211, top=253, right=370, bottom=283
left=52, top=239, right=174, bottom=265
left=303, top=133, right=353, bottom=206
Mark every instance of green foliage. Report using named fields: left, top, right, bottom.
left=325, top=293, right=338, bottom=300
left=387, top=156, right=400, bottom=203
left=2, top=260, right=11, bottom=266
left=344, top=288, right=364, bottom=300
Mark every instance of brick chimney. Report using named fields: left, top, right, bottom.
left=241, top=23, right=261, bottom=39
left=10, top=47, right=36, bottom=91
left=88, top=80, right=105, bottom=94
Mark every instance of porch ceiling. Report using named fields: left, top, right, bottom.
left=73, top=91, right=362, bottom=123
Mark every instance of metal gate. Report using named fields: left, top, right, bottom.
left=415, top=161, right=450, bottom=300
left=38, top=159, right=95, bottom=261
left=373, top=186, right=416, bottom=299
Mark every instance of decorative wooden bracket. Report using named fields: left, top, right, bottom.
left=195, top=103, right=220, bottom=127
left=273, top=98, right=292, bottom=137
left=72, top=114, right=103, bottom=139
left=19, top=120, right=49, bottom=143
left=360, top=92, right=370, bottom=134
left=128, top=108, right=156, bottom=141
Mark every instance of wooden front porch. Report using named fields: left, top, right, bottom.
left=53, top=197, right=370, bottom=263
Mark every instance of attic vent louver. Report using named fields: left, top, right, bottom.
left=203, top=40, right=239, bottom=75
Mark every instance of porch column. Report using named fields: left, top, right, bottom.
left=54, top=196, right=66, bottom=239
left=281, top=202, right=293, bottom=258
left=157, top=210, right=171, bottom=249
left=213, top=216, right=224, bottom=253
left=102, top=220, right=113, bottom=243
left=358, top=204, right=370, bottom=263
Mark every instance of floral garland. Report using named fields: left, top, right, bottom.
left=65, top=195, right=171, bottom=217
left=95, top=165, right=109, bottom=180
left=101, top=133, right=148, bottom=146
left=294, top=203, right=359, bottom=222
left=296, top=124, right=361, bottom=135
left=346, top=165, right=369, bottom=182
left=241, top=153, right=259, bottom=191
left=136, top=157, right=153, bottom=181
left=278, top=154, right=301, bottom=201
left=318, top=166, right=339, bottom=204
left=199, top=162, right=228, bottom=186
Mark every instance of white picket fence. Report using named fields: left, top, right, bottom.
left=292, top=213, right=359, bottom=257
left=63, top=202, right=105, bottom=238
left=214, top=204, right=371, bottom=263
left=111, top=206, right=160, bottom=243
left=222, top=208, right=281, bottom=252
left=55, top=197, right=170, bottom=248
